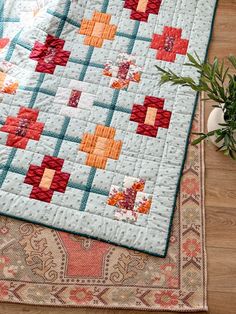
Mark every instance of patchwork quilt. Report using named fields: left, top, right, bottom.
left=0, top=0, right=217, bottom=256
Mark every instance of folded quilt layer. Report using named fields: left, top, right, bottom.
left=0, top=0, right=217, bottom=256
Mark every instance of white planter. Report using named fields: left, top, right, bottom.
left=207, top=107, right=225, bottom=148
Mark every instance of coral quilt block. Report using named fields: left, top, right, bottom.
left=150, top=27, right=189, bottom=62
left=0, top=107, right=44, bottom=149
left=0, top=0, right=217, bottom=256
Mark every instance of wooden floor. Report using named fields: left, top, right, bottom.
left=1, top=0, right=236, bottom=313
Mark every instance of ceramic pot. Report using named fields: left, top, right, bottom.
left=207, top=107, right=225, bottom=148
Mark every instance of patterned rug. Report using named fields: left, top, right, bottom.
left=0, top=101, right=207, bottom=311
left=0, top=0, right=216, bottom=256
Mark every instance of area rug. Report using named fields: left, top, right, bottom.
left=0, top=100, right=207, bottom=311
left=0, top=0, right=216, bottom=256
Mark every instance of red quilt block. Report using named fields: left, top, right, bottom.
left=150, top=27, right=189, bottom=62
left=124, top=0, right=162, bottom=22
left=130, top=96, right=171, bottom=137
left=24, top=156, right=70, bottom=203
left=29, top=34, right=71, bottom=74
left=0, top=107, right=44, bottom=149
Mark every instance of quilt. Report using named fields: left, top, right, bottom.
left=0, top=0, right=217, bottom=256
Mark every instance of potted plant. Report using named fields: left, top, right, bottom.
left=156, top=54, right=236, bottom=159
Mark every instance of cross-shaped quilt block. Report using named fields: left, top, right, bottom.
left=29, top=34, right=71, bottom=74
left=24, top=156, right=70, bottom=203
left=0, top=107, right=44, bottom=149
left=130, top=96, right=172, bottom=137
left=108, top=176, right=152, bottom=223
left=78, top=11, right=117, bottom=48
left=103, top=53, right=142, bottom=89
left=150, top=26, right=189, bottom=62
left=124, top=0, right=162, bottom=22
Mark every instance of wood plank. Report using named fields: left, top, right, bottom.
left=206, top=206, right=236, bottom=248
left=208, top=292, right=236, bottom=314
left=206, top=168, right=236, bottom=208
left=210, top=15, right=236, bottom=43
left=208, top=247, right=236, bottom=293
left=205, top=142, right=236, bottom=169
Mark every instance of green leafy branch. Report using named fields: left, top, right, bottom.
left=155, top=54, right=236, bottom=159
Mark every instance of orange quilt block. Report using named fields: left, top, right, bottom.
left=78, top=12, right=117, bottom=48
left=0, top=71, right=18, bottom=94
left=79, top=125, right=122, bottom=169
